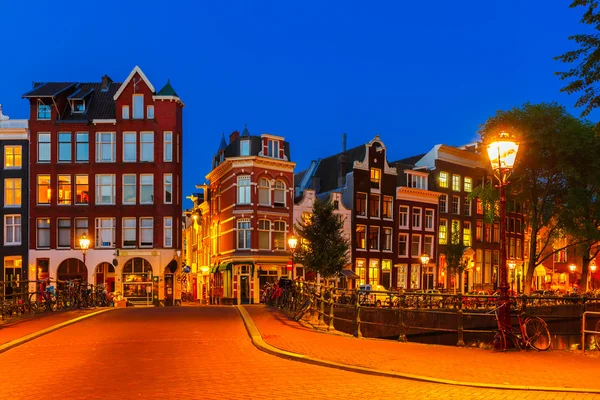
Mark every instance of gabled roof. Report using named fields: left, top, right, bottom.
left=22, top=82, right=76, bottom=98
left=68, top=87, right=94, bottom=100
left=113, top=66, right=155, bottom=100
left=241, top=124, right=250, bottom=137
left=218, top=134, right=227, bottom=151
left=308, top=144, right=366, bottom=194
left=156, top=79, right=179, bottom=97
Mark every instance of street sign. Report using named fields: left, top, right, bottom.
left=287, top=261, right=293, bottom=271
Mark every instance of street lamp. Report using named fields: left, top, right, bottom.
left=569, top=263, right=577, bottom=292
left=508, top=261, right=516, bottom=295
left=591, top=261, right=597, bottom=290
left=420, top=254, right=430, bottom=290
left=78, top=233, right=90, bottom=265
left=288, top=235, right=298, bottom=279
left=486, top=131, right=519, bottom=350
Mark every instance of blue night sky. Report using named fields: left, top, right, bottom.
left=0, top=1, right=595, bottom=208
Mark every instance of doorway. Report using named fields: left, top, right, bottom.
left=240, top=275, right=250, bottom=304
left=164, top=274, right=174, bottom=306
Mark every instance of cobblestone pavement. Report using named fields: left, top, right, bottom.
left=245, top=305, right=600, bottom=391
left=0, top=306, right=598, bottom=400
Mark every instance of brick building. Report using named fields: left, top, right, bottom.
left=204, top=126, right=295, bottom=304
left=23, top=66, right=183, bottom=306
left=0, top=105, right=29, bottom=294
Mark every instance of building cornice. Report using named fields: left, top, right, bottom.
left=396, top=186, right=442, bottom=204
left=206, top=156, right=295, bottom=183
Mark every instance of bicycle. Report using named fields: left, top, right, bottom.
left=491, top=302, right=551, bottom=351
left=29, top=278, right=58, bottom=313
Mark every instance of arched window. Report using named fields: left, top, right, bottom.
left=258, top=178, right=270, bottom=206
left=57, top=258, right=88, bottom=283
left=274, top=180, right=285, bottom=207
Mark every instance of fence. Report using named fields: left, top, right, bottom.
left=266, top=281, right=600, bottom=348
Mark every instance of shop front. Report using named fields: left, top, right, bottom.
left=122, top=257, right=153, bottom=306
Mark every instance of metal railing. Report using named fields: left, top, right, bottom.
left=582, top=311, right=600, bottom=353
left=264, top=281, right=600, bottom=347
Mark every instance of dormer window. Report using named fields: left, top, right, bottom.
left=240, top=139, right=250, bottom=156
left=72, top=99, right=85, bottom=113
left=406, top=171, right=428, bottom=190
left=37, top=104, right=51, bottom=120
left=267, top=139, right=279, bottom=158
left=370, top=168, right=381, bottom=189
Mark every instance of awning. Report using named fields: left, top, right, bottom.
left=339, top=269, right=360, bottom=279
left=166, top=259, right=177, bottom=273
left=210, top=265, right=219, bottom=274
left=217, top=263, right=232, bottom=272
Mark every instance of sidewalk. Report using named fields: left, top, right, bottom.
left=0, top=309, right=107, bottom=346
left=243, top=305, right=600, bottom=391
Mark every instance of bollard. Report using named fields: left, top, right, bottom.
left=397, top=294, right=407, bottom=343
left=319, top=286, right=325, bottom=326
left=354, top=288, right=363, bottom=338
left=456, top=308, right=465, bottom=346
left=328, top=290, right=335, bottom=331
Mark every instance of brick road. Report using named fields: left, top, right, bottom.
left=245, top=305, right=600, bottom=391
left=0, top=306, right=597, bottom=400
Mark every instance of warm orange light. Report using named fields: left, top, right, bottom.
left=79, top=234, right=90, bottom=254
left=420, top=254, right=430, bottom=265
left=569, top=264, right=577, bottom=273
left=591, top=262, right=597, bottom=273
left=288, top=235, right=298, bottom=250
left=486, top=132, right=519, bottom=172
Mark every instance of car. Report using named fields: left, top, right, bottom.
left=424, top=289, right=444, bottom=307
left=358, top=284, right=395, bottom=307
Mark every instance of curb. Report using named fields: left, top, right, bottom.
left=0, top=308, right=115, bottom=355
left=236, top=305, right=599, bottom=394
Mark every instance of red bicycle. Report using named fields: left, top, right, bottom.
left=29, top=278, right=58, bottom=313
left=492, top=302, right=551, bottom=351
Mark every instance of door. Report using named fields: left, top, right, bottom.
left=240, top=275, right=250, bottom=304
left=164, top=274, right=174, bottom=306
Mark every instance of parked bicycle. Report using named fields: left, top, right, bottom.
left=29, top=278, right=58, bottom=313
left=491, top=302, right=551, bottom=351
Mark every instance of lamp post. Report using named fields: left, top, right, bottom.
left=78, top=233, right=90, bottom=266
left=420, top=254, right=430, bottom=290
left=288, top=235, right=298, bottom=279
left=486, top=131, right=519, bottom=349
left=569, top=263, right=577, bottom=292
left=591, top=262, right=597, bottom=290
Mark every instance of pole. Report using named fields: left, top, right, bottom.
left=495, top=179, right=512, bottom=350
left=83, top=252, right=86, bottom=266
left=291, top=251, right=294, bottom=280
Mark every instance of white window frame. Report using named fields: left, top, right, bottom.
left=464, top=197, right=472, bottom=216
left=439, top=171, right=449, bottom=188
left=267, top=139, right=280, bottom=158
left=95, top=217, right=116, bottom=248
left=440, top=194, right=448, bottom=213
left=412, top=207, right=422, bottom=229
left=382, top=227, right=392, bottom=251
left=38, top=133, right=51, bottom=163
left=37, top=218, right=51, bottom=249
left=237, top=176, right=251, bottom=205
left=58, top=132, right=72, bottom=162
left=4, top=215, right=21, bottom=245
left=75, top=132, right=89, bottom=162
left=411, top=234, right=422, bottom=257
left=123, top=132, right=137, bottom=162
left=122, top=105, right=130, bottom=119
left=273, top=220, right=286, bottom=250
left=164, top=132, right=173, bottom=162
left=398, top=233, right=409, bottom=257
left=75, top=175, right=89, bottom=205
left=133, top=94, right=144, bottom=119
left=139, top=217, right=154, bottom=247
left=123, top=174, right=137, bottom=205
left=439, top=219, right=448, bottom=245
left=147, top=105, right=154, bottom=119
left=258, top=219, right=271, bottom=250
left=122, top=217, right=136, bottom=248
left=164, top=216, right=173, bottom=248
left=425, top=209, right=434, bottom=231
left=464, top=221, right=472, bottom=247
left=4, top=178, right=21, bottom=207
left=140, top=132, right=154, bottom=162
left=424, top=235, right=434, bottom=259
left=452, top=195, right=460, bottom=215
left=258, top=178, right=271, bottom=206
left=240, top=139, right=250, bottom=156
left=57, top=174, right=72, bottom=205
left=273, top=180, right=286, bottom=207
left=452, top=175, right=461, bottom=192
left=399, top=205, right=409, bottom=228
left=95, top=132, right=116, bottom=162
left=382, top=196, right=393, bottom=219
left=164, top=174, right=172, bottom=204
left=140, top=174, right=154, bottom=204
left=95, top=174, right=116, bottom=205
left=74, top=218, right=88, bottom=248
left=237, top=219, right=251, bottom=249
left=4, top=145, right=22, bottom=169
left=464, top=177, right=472, bottom=192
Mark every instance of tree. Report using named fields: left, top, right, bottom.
left=294, top=197, right=349, bottom=278
left=445, top=221, right=468, bottom=294
left=479, top=102, right=594, bottom=294
left=555, top=0, right=600, bottom=118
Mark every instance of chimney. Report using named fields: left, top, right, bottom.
left=101, top=75, right=113, bottom=91
left=229, top=130, right=240, bottom=143
left=342, top=133, right=347, bottom=152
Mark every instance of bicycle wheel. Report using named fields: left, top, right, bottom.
left=524, top=316, right=551, bottom=351
left=48, top=295, right=58, bottom=312
left=28, top=293, right=41, bottom=314
left=594, top=319, right=600, bottom=349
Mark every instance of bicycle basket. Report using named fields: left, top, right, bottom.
left=46, top=285, right=55, bottom=295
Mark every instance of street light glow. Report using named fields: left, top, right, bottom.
left=569, top=263, right=576, bottom=273
left=288, top=235, right=298, bottom=251
left=486, top=132, right=520, bottom=173
left=79, top=234, right=90, bottom=254
left=420, top=254, right=430, bottom=266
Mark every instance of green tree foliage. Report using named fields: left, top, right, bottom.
left=555, top=0, right=600, bottom=118
left=294, top=197, right=349, bottom=278
left=479, top=102, right=594, bottom=293
left=468, top=183, right=498, bottom=224
left=445, top=221, right=468, bottom=293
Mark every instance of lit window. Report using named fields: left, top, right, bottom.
left=38, top=133, right=51, bottom=162
left=439, top=172, right=449, bottom=188
left=273, top=221, right=286, bottom=250
left=4, top=256, right=22, bottom=289
left=383, top=196, right=393, bottom=219
left=4, top=215, right=21, bottom=245
left=133, top=95, right=144, bottom=119
left=439, top=219, right=447, bottom=245
left=57, top=175, right=72, bottom=205
left=451, top=221, right=461, bottom=244
left=75, top=175, right=89, bottom=205
left=140, top=217, right=153, bottom=247
left=356, top=259, right=366, bottom=286
left=356, top=225, right=366, bottom=249
left=369, top=259, right=380, bottom=285
left=96, top=174, right=116, bottom=205
left=369, top=194, right=380, bottom=218
left=464, top=177, right=472, bottom=192
left=370, top=168, right=381, bottom=189
left=4, top=146, right=22, bottom=168
left=74, top=218, right=88, bottom=247
left=123, top=132, right=136, bottom=162
left=452, top=175, right=461, bottom=191
left=4, top=178, right=21, bottom=207
left=369, top=226, right=380, bottom=250
left=140, top=132, right=154, bottom=162
left=463, top=221, right=472, bottom=247
left=37, top=175, right=51, bottom=204
left=123, top=174, right=136, bottom=205
left=123, top=218, right=136, bottom=247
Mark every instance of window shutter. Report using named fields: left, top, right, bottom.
left=263, top=138, right=268, bottom=155
left=279, top=141, right=284, bottom=159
